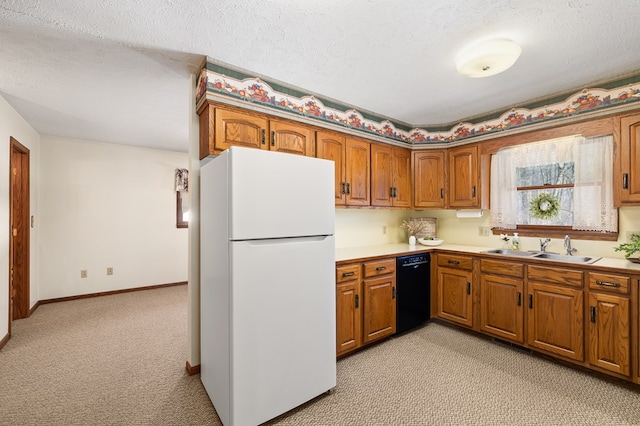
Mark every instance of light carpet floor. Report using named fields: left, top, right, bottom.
left=1, top=285, right=639, bottom=425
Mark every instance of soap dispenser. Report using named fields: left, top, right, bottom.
left=512, top=233, right=520, bottom=250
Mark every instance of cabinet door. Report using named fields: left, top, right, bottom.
left=371, top=144, right=393, bottom=207
left=527, top=282, right=584, bottom=361
left=362, top=275, right=396, bottom=344
left=391, top=147, right=412, bottom=208
left=316, top=131, right=346, bottom=205
left=618, top=114, right=640, bottom=204
left=345, top=138, right=371, bottom=206
left=587, top=293, right=631, bottom=376
left=437, top=267, right=473, bottom=327
left=270, top=120, right=315, bottom=157
left=480, top=274, right=524, bottom=343
left=336, top=281, right=362, bottom=356
left=214, top=108, right=268, bottom=151
left=448, top=144, right=479, bottom=208
left=413, top=150, right=446, bottom=208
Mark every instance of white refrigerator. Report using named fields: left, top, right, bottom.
left=200, top=146, right=336, bottom=426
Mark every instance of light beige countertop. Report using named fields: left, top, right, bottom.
left=336, top=243, right=640, bottom=274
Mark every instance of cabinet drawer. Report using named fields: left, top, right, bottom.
left=588, top=272, right=630, bottom=295
left=480, top=259, right=524, bottom=278
left=364, top=258, right=395, bottom=278
left=437, top=254, right=473, bottom=270
left=527, top=265, right=583, bottom=288
left=337, top=264, right=360, bottom=283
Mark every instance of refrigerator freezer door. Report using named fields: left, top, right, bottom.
left=229, top=235, right=336, bottom=426
left=228, top=147, right=335, bottom=240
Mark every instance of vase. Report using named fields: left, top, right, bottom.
left=409, top=235, right=416, bottom=245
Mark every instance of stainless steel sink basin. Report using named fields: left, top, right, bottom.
left=481, top=249, right=601, bottom=264
left=482, top=249, right=536, bottom=257
left=532, top=252, right=601, bottom=264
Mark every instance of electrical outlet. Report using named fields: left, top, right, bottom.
left=382, top=225, right=387, bottom=235
left=80, top=270, right=87, bottom=278
left=479, top=226, right=491, bottom=237
left=107, top=267, right=113, bottom=275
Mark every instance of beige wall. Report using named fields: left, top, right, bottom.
left=339, top=207, right=640, bottom=258
left=38, top=136, right=188, bottom=299
left=0, top=95, right=40, bottom=340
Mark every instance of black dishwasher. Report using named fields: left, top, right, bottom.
left=395, top=253, right=430, bottom=334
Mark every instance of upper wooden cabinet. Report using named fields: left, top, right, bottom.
left=269, top=119, right=315, bottom=157
left=197, top=103, right=314, bottom=158
left=371, top=144, right=412, bottom=208
left=448, top=144, right=480, bottom=208
left=317, top=131, right=370, bottom=206
left=413, top=150, right=446, bottom=209
left=617, top=113, right=640, bottom=205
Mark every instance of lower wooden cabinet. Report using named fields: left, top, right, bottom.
left=587, top=272, right=631, bottom=377
left=479, top=266, right=524, bottom=343
left=526, top=282, right=584, bottom=361
left=336, top=258, right=396, bottom=357
left=336, top=264, right=362, bottom=357
left=436, top=254, right=474, bottom=328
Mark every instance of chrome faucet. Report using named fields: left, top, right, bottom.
left=564, top=235, right=577, bottom=256
left=539, top=238, right=551, bottom=252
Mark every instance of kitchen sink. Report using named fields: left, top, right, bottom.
left=481, top=249, right=601, bottom=264
left=482, top=249, right=537, bottom=257
left=531, top=252, right=601, bottom=264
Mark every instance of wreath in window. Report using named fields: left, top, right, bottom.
left=529, top=193, right=560, bottom=219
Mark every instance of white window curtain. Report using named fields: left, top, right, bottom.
left=489, top=135, right=617, bottom=232
left=573, top=135, right=617, bottom=232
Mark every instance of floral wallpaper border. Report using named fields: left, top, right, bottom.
left=196, top=68, right=640, bottom=146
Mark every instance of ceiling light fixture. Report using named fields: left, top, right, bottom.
left=456, top=38, right=521, bottom=78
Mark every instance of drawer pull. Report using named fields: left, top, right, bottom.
left=471, top=186, right=476, bottom=197
left=517, top=292, right=521, bottom=306
left=271, top=131, right=276, bottom=147
left=528, top=294, right=533, bottom=309
left=440, top=188, right=444, bottom=199
left=261, top=129, right=266, bottom=145
left=392, top=286, right=396, bottom=299
left=355, top=294, right=359, bottom=308
left=623, top=173, right=629, bottom=189
left=466, top=282, right=471, bottom=295
left=595, top=280, right=621, bottom=288
left=590, top=306, right=596, bottom=323
left=375, top=266, right=387, bottom=271
left=447, top=260, right=460, bottom=265
left=342, top=271, right=355, bottom=278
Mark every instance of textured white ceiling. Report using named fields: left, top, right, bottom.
left=1, top=0, right=639, bottom=152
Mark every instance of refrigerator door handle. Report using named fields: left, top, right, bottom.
left=234, top=235, right=333, bottom=245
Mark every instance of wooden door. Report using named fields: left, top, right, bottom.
left=214, top=108, right=268, bottom=151
left=480, top=274, right=524, bottom=343
left=413, top=150, right=446, bottom=208
left=336, top=280, right=361, bottom=356
left=391, top=147, right=412, bottom=207
left=370, top=144, right=392, bottom=207
left=10, top=137, right=30, bottom=321
left=437, top=267, right=473, bottom=327
left=316, top=131, right=346, bottom=205
left=618, top=114, right=640, bottom=204
left=587, top=293, right=630, bottom=376
left=345, top=138, right=370, bottom=206
left=526, top=282, right=584, bottom=361
left=448, top=144, right=479, bottom=208
left=362, top=275, right=396, bottom=344
left=269, top=120, right=315, bottom=157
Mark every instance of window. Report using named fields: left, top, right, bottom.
left=489, top=135, right=617, bottom=239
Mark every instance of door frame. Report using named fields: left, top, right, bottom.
left=9, top=137, right=30, bottom=330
